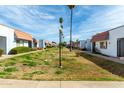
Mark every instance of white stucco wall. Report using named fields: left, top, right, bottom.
left=0, top=25, right=16, bottom=54
left=109, top=26, right=124, bottom=57
left=95, top=26, right=124, bottom=57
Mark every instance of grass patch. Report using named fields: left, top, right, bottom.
left=0, top=72, right=11, bottom=78
left=10, top=58, right=16, bottom=61
left=23, top=73, right=33, bottom=77
left=43, top=60, right=50, bottom=65
left=5, top=61, right=16, bottom=67
left=22, top=59, right=37, bottom=67
left=55, top=69, right=63, bottom=74
left=22, top=55, right=32, bottom=60
left=0, top=47, right=124, bottom=81
left=4, top=67, right=18, bottom=72
left=23, top=71, right=47, bottom=79
left=80, top=52, right=124, bottom=77
left=32, top=71, right=47, bottom=75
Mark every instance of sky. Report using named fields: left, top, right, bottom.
left=0, top=5, right=124, bottom=43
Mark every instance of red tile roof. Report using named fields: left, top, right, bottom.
left=14, top=30, right=32, bottom=41
left=92, top=31, right=109, bottom=42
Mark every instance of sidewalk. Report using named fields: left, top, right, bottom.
left=0, top=50, right=43, bottom=61
left=0, top=79, right=124, bottom=88
left=83, top=51, right=124, bottom=65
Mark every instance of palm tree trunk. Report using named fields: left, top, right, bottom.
left=70, top=9, right=73, bottom=52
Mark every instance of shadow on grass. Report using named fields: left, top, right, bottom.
left=78, top=52, right=124, bottom=78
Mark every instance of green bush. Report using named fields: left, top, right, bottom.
left=9, top=47, right=32, bottom=54
left=0, top=48, right=3, bottom=57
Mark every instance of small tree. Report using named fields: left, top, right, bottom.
left=59, top=17, right=63, bottom=68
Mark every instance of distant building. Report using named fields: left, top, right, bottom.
left=39, top=40, right=45, bottom=48
left=79, top=40, right=86, bottom=50
left=33, top=38, right=39, bottom=48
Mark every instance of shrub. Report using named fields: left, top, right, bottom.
left=9, top=47, right=32, bottom=54
left=0, top=48, right=3, bottom=57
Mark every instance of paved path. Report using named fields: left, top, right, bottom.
left=0, top=79, right=124, bottom=88
left=0, top=50, right=43, bottom=61
left=83, top=51, right=124, bottom=65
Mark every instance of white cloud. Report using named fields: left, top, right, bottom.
left=1, top=6, right=124, bottom=43
left=74, top=6, right=92, bottom=16
left=78, top=6, right=124, bottom=40
left=0, top=6, right=57, bottom=40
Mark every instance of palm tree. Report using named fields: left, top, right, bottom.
left=59, top=17, right=63, bottom=68
left=68, top=5, right=75, bottom=52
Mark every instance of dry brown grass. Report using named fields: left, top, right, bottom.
left=0, top=47, right=124, bottom=81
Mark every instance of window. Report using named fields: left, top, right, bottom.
left=16, top=40, right=24, bottom=46
left=20, top=40, right=24, bottom=46
left=100, top=41, right=107, bottom=49
left=16, top=40, right=20, bottom=46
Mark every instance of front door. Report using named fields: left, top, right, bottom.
left=92, top=42, right=96, bottom=52
left=117, top=38, right=124, bottom=57
left=0, top=36, right=6, bottom=54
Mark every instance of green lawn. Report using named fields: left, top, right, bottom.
left=0, top=47, right=124, bottom=81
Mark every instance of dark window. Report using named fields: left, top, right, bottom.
left=100, top=41, right=107, bottom=49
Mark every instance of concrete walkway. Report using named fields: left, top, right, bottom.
left=0, top=50, right=43, bottom=61
left=0, top=79, right=124, bottom=88
left=83, top=51, right=124, bottom=65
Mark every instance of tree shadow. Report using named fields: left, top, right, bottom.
left=78, top=52, right=124, bottom=78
